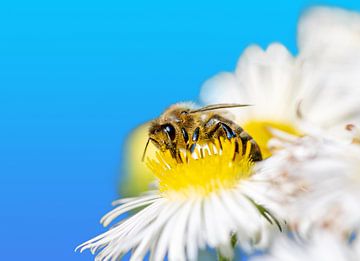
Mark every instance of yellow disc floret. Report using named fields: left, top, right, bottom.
left=243, top=120, right=301, bottom=158
left=146, top=138, right=254, bottom=198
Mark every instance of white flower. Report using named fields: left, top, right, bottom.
left=250, top=231, right=359, bottom=261
left=262, top=132, right=360, bottom=239
left=77, top=139, right=288, bottom=261
left=298, top=6, right=360, bottom=62
left=200, top=6, right=360, bottom=158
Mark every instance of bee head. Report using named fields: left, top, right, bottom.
left=148, top=123, right=177, bottom=151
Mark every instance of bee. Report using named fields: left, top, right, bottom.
left=142, top=103, right=262, bottom=162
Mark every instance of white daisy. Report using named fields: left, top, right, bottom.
left=200, top=6, right=360, bottom=158
left=262, top=131, right=360, bottom=240
left=77, top=139, right=288, bottom=261
left=250, top=231, right=359, bottom=261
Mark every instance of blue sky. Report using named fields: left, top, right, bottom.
left=1, top=0, right=359, bottom=260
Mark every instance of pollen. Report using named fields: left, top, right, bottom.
left=146, top=138, right=254, bottom=198
left=243, top=120, right=301, bottom=158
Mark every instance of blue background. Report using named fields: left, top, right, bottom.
left=1, top=0, right=359, bottom=260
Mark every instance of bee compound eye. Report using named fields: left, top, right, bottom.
left=162, top=124, right=176, bottom=141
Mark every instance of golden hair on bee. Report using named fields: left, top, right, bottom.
left=142, top=103, right=262, bottom=163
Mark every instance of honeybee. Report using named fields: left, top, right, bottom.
left=142, top=103, right=262, bottom=162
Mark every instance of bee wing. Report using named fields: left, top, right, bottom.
left=189, top=103, right=251, bottom=113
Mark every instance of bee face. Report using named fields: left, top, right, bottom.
left=148, top=123, right=177, bottom=151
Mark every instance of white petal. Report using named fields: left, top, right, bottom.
left=298, top=6, right=360, bottom=61
left=168, top=200, right=194, bottom=261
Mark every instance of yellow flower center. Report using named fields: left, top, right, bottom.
left=146, top=138, right=254, bottom=198
left=243, top=120, right=301, bottom=158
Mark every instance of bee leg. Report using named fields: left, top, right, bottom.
left=215, top=123, right=240, bottom=159
left=189, top=144, right=197, bottom=154
left=204, top=115, right=262, bottom=161
left=187, top=127, right=200, bottom=154
left=192, top=127, right=200, bottom=142
left=205, top=121, right=236, bottom=140
left=204, top=114, right=240, bottom=139
left=217, top=137, right=223, bottom=151
left=181, top=127, right=189, bottom=148
left=168, top=147, right=182, bottom=163
left=176, top=150, right=183, bottom=163
left=204, top=120, right=239, bottom=157
left=220, top=123, right=236, bottom=139
left=232, top=139, right=240, bottom=161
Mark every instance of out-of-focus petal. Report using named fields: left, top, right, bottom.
left=298, top=6, right=360, bottom=61
left=120, top=123, right=156, bottom=197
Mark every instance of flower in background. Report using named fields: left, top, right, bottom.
left=201, top=6, right=360, bottom=158
left=250, top=231, right=360, bottom=261
left=120, top=123, right=156, bottom=197
left=77, top=139, right=289, bottom=261
left=263, top=132, right=360, bottom=240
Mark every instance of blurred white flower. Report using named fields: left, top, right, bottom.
left=298, top=6, right=360, bottom=62
left=77, top=139, right=287, bottom=261
left=201, top=6, right=360, bottom=157
left=250, top=231, right=359, bottom=261
left=263, top=131, right=360, bottom=239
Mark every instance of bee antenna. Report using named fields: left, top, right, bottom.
left=142, top=138, right=151, bottom=162
left=189, top=104, right=252, bottom=114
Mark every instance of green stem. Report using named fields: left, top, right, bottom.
left=217, top=251, right=232, bottom=261
left=216, top=235, right=237, bottom=261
